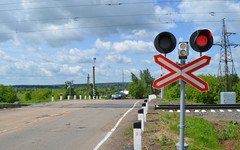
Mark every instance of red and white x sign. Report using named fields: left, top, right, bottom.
left=153, top=54, right=211, bottom=92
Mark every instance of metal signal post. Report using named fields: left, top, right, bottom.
left=153, top=30, right=213, bottom=150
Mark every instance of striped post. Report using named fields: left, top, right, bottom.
left=52, top=95, right=54, bottom=102
left=133, top=120, right=142, bottom=150
left=142, top=103, right=147, bottom=122
left=138, top=109, right=144, bottom=131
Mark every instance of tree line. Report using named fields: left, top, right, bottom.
left=0, top=69, right=240, bottom=104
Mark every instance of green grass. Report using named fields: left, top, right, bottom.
left=168, top=113, right=223, bottom=150
left=144, top=110, right=232, bottom=150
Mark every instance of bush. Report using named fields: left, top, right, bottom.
left=24, top=91, right=31, bottom=101
left=31, top=88, right=52, bottom=100
left=0, top=85, right=19, bottom=103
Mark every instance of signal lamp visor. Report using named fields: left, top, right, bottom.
left=190, top=29, right=213, bottom=53
left=154, top=32, right=176, bottom=54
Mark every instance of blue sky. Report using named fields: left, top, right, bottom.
left=0, top=0, right=239, bottom=85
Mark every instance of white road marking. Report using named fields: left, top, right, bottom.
left=93, top=101, right=139, bottom=150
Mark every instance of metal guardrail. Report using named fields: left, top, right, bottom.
left=155, top=104, right=240, bottom=110
left=0, top=104, right=30, bottom=109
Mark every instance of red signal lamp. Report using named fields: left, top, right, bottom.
left=190, top=29, right=213, bottom=52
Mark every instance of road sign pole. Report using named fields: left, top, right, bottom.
left=176, top=59, right=189, bottom=150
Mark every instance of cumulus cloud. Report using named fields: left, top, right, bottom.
left=105, top=55, right=132, bottom=64
left=56, top=48, right=97, bottom=64
left=95, top=38, right=155, bottom=54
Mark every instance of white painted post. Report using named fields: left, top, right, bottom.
left=96, top=96, right=98, bottom=100
left=74, top=95, right=76, bottom=100
left=133, top=120, right=142, bottom=150
left=138, top=109, right=144, bottom=131
left=52, top=95, right=54, bottom=102
left=84, top=95, right=87, bottom=100
left=60, top=94, right=62, bottom=101
left=100, top=96, right=101, bottom=100
left=89, top=96, right=91, bottom=100
left=148, top=94, right=156, bottom=102
left=93, top=96, right=95, bottom=100
left=80, top=95, right=82, bottom=100
left=142, top=103, right=147, bottom=122
left=144, top=99, right=148, bottom=114
left=68, top=95, right=70, bottom=101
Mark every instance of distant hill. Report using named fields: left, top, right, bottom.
left=12, top=82, right=129, bottom=89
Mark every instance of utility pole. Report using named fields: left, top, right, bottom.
left=216, top=18, right=239, bottom=92
left=93, top=57, right=96, bottom=97
left=87, top=74, right=90, bottom=96
left=122, top=70, right=124, bottom=91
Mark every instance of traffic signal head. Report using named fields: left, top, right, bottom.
left=178, top=42, right=189, bottom=59
left=154, top=32, right=176, bottom=54
left=190, top=29, right=213, bottom=52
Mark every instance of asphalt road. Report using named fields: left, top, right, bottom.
left=0, top=99, right=140, bottom=150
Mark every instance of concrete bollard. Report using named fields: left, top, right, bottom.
left=133, top=120, right=142, bottom=150
left=84, top=95, right=87, bottom=100
left=60, top=94, right=62, bottom=101
left=148, top=94, right=156, bottom=102
left=100, top=96, right=101, bottom=100
left=52, top=95, right=54, bottom=102
left=93, top=96, right=95, bottom=100
left=89, top=96, right=91, bottom=100
left=138, top=109, right=144, bottom=131
left=96, top=96, right=98, bottom=100
left=80, top=95, right=82, bottom=100
left=74, top=95, right=76, bottom=100
left=142, top=103, right=147, bottom=122
left=144, top=99, right=148, bottom=114
left=68, top=95, right=70, bottom=101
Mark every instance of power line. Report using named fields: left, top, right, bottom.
left=0, top=0, right=234, bottom=12
left=1, top=19, right=240, bottom=35
left=0, top=11, right=239, bottom=24
left=0, top=0, right=229, bottom=6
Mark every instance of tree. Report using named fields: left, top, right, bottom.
left=140, top=69, right=155, bottom=95
left=24, top=91, right=31, bottom=101
left=0, top=85, right=19, bottom=103
left=128, top=73, right=145, bottom=98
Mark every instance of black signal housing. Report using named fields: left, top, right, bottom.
left=190, top=29, right=213, bottom=52
left=154, top=32, right=176, bottom=54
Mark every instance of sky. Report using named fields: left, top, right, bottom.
left=0, top=0, right=239, bottom=85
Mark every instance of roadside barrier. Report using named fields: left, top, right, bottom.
left=52, top=95, right=54, bottom=102
left=144, top=99, right=148, bottom=114
left=141, top=103, right=147, bottom=122
left=148, top=94, right=156, bottom=102
left=60, top=94, right=62, bottom=101
left=133, top=98, right=150, bottom=149
left=74, top=95, right=76, bottom=100
left=138, top=109, right=144, bottom=131
left=133, top=120, right=142, bottom=150
left=68, top=95, right=70, bottom=100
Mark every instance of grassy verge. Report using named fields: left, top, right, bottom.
left=123, top=109, right=240, bottom=150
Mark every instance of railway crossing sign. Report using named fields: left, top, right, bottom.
left=153, top=54, right=211, bottom=92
